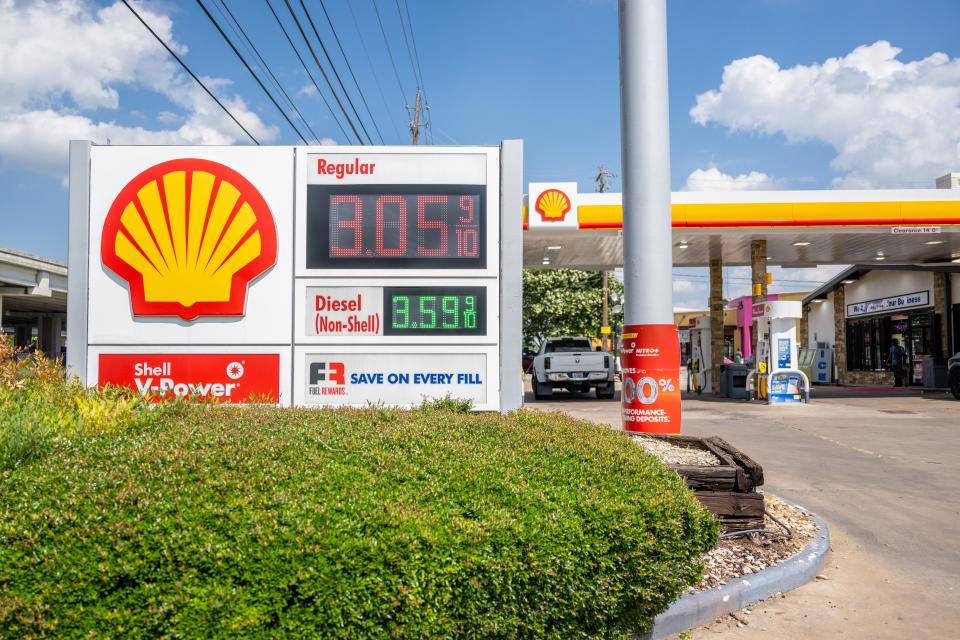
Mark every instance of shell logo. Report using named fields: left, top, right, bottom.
left=534, top=188, right=571, bottom=222
left=101, top=158, right=277, bottom=320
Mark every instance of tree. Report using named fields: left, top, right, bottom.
left=523, top=269, right=623, bottom=350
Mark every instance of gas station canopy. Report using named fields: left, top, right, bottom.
left=523, top=184, right=960, bottom=269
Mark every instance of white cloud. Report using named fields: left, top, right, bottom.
left=691, top=41, right=960, bottom=188
left=0, top=0, right=279, bottom=176
left=683, top=167, right=779, bottom=191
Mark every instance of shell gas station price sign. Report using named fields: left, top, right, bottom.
left=68, top=142, right=521, bottom=412
left=293, top=148, right=504, bottom=410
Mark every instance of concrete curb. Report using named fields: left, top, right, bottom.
left=641, top=498, right=830, bottom=640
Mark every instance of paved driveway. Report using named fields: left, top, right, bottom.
left=526, top=383, right=960, bottom=639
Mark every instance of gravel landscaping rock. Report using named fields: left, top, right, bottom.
left=686, top=494, right=818, bottom=593
left=632, top=435, right=721, bottom=466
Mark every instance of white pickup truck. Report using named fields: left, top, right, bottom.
left=531, top=337, right=616, bottom=400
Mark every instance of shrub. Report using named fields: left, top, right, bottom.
left=0, top=337, right=150, bottom=468
left=0, top=403, right=717, bottom=638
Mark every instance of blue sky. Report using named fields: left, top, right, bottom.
left=1, top=0, right=958, bottom=306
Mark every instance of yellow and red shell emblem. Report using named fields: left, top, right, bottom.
left=101, top=158, right=277, bottom=320
left=534, top=188, right=571, bottom=222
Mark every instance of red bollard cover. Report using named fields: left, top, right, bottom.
left=619, top=324, right=681, bottom=433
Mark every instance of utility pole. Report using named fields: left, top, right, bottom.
left=596, top=165, right=615, bottom=352
left=408, top=88, right=425, bottom=145
left=596, top=164, right=615, bottom=194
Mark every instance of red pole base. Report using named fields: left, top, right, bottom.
left=620, top=324, right=681, bottom=433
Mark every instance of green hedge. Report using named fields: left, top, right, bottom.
left=0, top=404, right=716, bottom=638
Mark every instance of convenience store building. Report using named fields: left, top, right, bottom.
left=804, top=264, right=959, bottom=385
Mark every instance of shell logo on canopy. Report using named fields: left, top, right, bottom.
left=535, top=188, right=571, bottom=222
left=101, top=158, right=278, bottom=320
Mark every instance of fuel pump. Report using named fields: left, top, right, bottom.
left=689, top=316, right=711, bottom=394
left=748, top=301, right=810, bottom=403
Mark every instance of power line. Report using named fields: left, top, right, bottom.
left=264, top=0, right=350, bottom=143
left=195, top=0, right=310, bottom=143
left=394, top=0, right=431, bottom=143
left=371, top=0, right=408, bottom=107
left=282, top=0, right=366, bottom=144
left=345, top=0, right=402, bottom=141
left=213, top=0, right=321, bottom=144
left=316, top=0, right=385, bottom=144
left=393, top=0, right=420, bottom=89
left=119, top=0, right=259, bottom=144
left=401, top=0, right=432, bottom=143
left=401, top=0, right=427, bottom=92
left=297, top=0, right=373, bottom=144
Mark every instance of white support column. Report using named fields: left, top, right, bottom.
left=617, top=0, right=681, bottom=432
left=619, top=0, right=673, bottom=325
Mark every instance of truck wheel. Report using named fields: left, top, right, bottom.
left=533, top=380, right=553, bottom=400
left=950, top=368, right=960, bottom=400
left=596, top=382, right=615, bottom=399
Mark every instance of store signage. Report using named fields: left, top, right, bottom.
left=891, top=226, right=941, bottom=235
left=98, top=353, right=280, bottom=402
left=303, top=353, right=487, bottom=405
left=100, top=158, right=277, bottom=320
left=846, top=290, right=929, bottom=317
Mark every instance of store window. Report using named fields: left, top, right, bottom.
left=846, top=309, right=939, bottom=380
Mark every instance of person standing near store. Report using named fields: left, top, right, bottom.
left=888, top=338, right=905, bottom=387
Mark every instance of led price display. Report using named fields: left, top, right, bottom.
left=383, top=287, right=486, bottom=336
left=307, top=185, right=485, bottom=269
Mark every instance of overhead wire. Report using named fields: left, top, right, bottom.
left=400, top=0, right=427, bottom=91
left=392, top=0, right=429, bottom=143
left=316, top=0, right=385, bottom=144
left=195, top=0, right=310, bottom=143
left=345, top=0, right=402, bottom=141
left=119, top=0, right=259, bottom=144
left=393, top=0, right=420, bottom=89
left=281, top=0, right=366, bottom=144
left=212, top=0, right=322, bottom=144
left=370, top=0, right=409, bottom=108
left=263, top=0, right=351, bottom=143
left=297, top=0, right=373, bottom=144
left=401, top=0, right=433, bottom=143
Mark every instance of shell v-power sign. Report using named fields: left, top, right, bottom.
left=67, top=142, right=523, bottom=411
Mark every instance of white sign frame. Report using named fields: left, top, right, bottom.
left=67, top=142, right=524, bottom=413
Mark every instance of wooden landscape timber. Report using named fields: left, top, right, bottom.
left=642, top=434, right=767, bottom=531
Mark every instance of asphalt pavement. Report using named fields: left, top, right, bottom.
left=525, top=379, right=960, bottom=639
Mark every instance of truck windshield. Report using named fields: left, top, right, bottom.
left=545, top=340, right=592, bottom=353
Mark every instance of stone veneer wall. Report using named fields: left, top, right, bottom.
left=833, top=285, right=847, bottom=384
left=800, top=304, right=810, bottom=349
left=709, top=257, right=724, bottom=394
left=933, top=272, right=947, bottom=357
